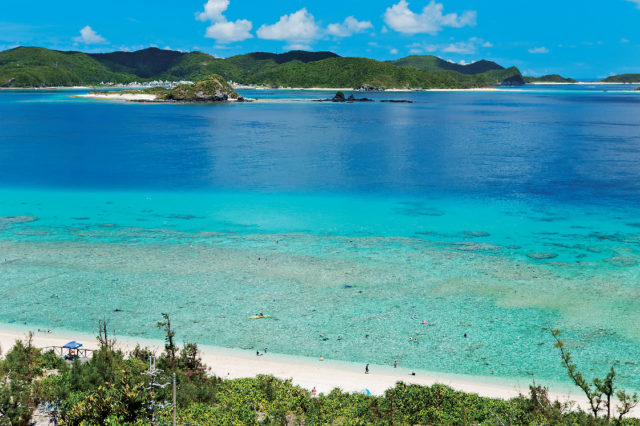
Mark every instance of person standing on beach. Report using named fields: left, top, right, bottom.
left=394, top=360, right=397, bottom=368
left=365, top=363, right=369, bottom=374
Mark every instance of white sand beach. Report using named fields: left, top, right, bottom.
left=0, top=327, right=637, bottom=417
left=76, top=93, right=159, bottom=101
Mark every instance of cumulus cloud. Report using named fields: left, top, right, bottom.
left=384, top=0, right=476, bottom=35
left=287, top=43, right=313, bottom=51
left=73, top=26, right=107, bottom=44
left=529, top=46, right=549, bottom=54
left=257, top=9, right=319, bottom=43
left=408, top=37, right=488, bottom=55
left=196, top=0, right=252, bottom=43
left=390, top=48, right=399, bottom=55
left=196, top=0, right=229, bottom=22
left=442, top=41, right=475, bottom=54
left=327, top=16, right=373, bottom=37
left=205, top=20, right=253, bottom=42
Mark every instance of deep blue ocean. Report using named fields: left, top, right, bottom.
left=1, top=85, right=640, bottom=389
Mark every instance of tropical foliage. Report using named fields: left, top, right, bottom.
left=0, top=46, right=525, bottom=89
left=0, top=322, right=638, bottom=425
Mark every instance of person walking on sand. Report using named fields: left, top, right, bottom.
left=365, top=363, right=369, bottom=374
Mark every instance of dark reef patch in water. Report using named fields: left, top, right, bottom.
left=395, top=201, right=444, bottom=217
left=527, top=252, right=558, bottom=260
left=395, top=207, right=444, bottom=217
left=603, top=256, right=638, bottom=267
left=168, top=214, right=204, bottom=220
left=0, top=216, right=38, bottom=224
left=464, top=231, right=490, bottom=238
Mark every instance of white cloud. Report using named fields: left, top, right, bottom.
left=442, top=41, right=475, bottom=54
left=205, top=20, right=253, bottom=42
left=390, top=48, right=399, bottom=55
left=407, top=37, right=488, bottom=55
left=327, top=16, right=373, bottom=37
left=286, top=43, right=313, bottom=51
left=482, top=41, right=493, bottom=48
left=73, top=26, right=107, bottom=44
left=196, top=0, right=229, bottom=22
left=257, top=9, right=319, bottom=43
left=384, top=0, right=476, bottom=35
left=627, top=0, right=640, bottom=8
left=196, top=0, right=253, bottom=43
left=620, top=38, right=630, bottom=43
left=528, top=46, right=549, bottom=54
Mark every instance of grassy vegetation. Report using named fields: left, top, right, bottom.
left=0, top=318, right=638, bottom=425
left=601, top=74, right=640, bottom=83
left=1, top=46, right=525, bottom=89
left=524, top=74, right=578, bottom=83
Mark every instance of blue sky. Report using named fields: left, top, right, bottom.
left=1, top=0, right=639, bottom=78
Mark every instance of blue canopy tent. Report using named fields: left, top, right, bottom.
left=62, top=341, right=83, bottom=360
left=62, top=341, right=82, bottom=350
left=42, top=341, right=93, bottom=361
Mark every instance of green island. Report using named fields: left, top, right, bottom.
left=1, top=46, right=526, bottom=90
left=1, top=318, right=638, bottom=425
left=601, top=74, right=640, bottom=83
left=90, top=74, right=242, bottom=102
left=524, top=74, right=578, bottom=83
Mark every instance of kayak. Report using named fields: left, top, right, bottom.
left=249, top=315, right=270, bottom=319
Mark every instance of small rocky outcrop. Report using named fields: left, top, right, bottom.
left=160, top=74, right=241, bottom=102
left=316, top=91, right=414, bottom=103
left=333, top=91, right=346, bottom=101
left=317, top=92, right=374, bottom=102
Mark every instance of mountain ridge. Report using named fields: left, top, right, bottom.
left=0, top=46, right=524, bottom=89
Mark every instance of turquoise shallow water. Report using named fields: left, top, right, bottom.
left=1, top=87, right=640, bottom=389
left=1, top=189, right=640, bottom=388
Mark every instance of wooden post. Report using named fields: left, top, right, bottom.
left=172, top=372, right=177, bottom=426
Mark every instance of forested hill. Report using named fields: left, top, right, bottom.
left=523, top=74, right=577, bottom=83
left=389, top=55, right=504, bottom=74
left=601, top=73, right=640, bottom=83
left=0, top=46, right=524, bottom=89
